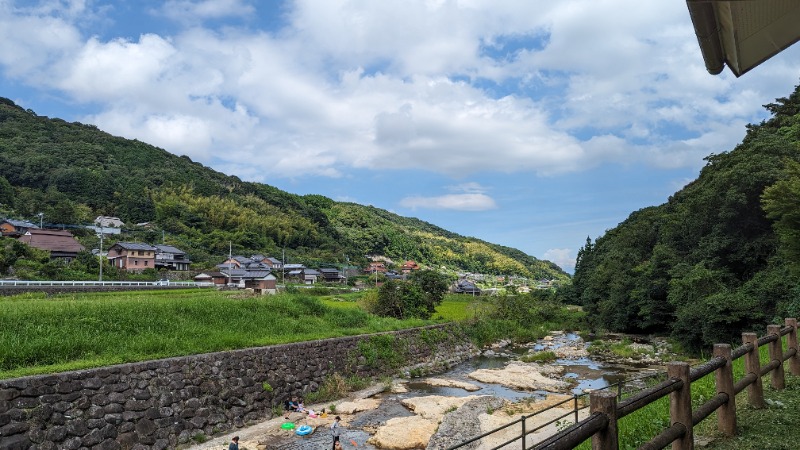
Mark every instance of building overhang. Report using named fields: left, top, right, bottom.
left=687, top=0, right=800, bottom=77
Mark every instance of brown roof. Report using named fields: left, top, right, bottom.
left=18, top=229, right=85, bottom=254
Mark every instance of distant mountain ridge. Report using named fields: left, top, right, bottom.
left=0, top=97, right=568, bottom=281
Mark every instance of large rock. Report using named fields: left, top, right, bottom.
left=421, top=378, right=481, bottom=392
left=401, top=395, right=485, bottom=422
left=427, top=396, right=506, bottom=450
left=333, top=398, right=381, bottom=415
left=367, top=416, right=438, bottom=449
left=468, top=362, right=568, bottom=392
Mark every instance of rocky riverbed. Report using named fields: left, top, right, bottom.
left=190, top=332, right=670, bottom=450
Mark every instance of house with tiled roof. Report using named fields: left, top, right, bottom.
left=400, top=260, right=420, bottom=274
left=365, top=261, right=387, bottom=274
left=17, top=229, right=84, bottom=261
left=1, top=219, right=38, bottom=237
left=106, top=242, right=156, bottom=272
left=453, top=279, right=481, bottom=296
left=304, top=268, right=321, bottom=284
left=320, top=267, right=344, bottom=283
left=242, top=270, right=277, bottom=294
left=154, top=244, right=191, bottom=271
left=263, top=257, right=283, bottom=270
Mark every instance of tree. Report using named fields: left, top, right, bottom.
left=0, top=175, right=13, bottom=208
left=408, top=269, right=450, bottom=316
left=374, top=280, right=426, bottom=319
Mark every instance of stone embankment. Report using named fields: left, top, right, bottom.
left=0, top=324, right=477, bottom=450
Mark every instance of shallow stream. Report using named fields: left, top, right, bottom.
left=270, top=333, right=655, bottom=449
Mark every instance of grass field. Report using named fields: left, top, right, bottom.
left=574, top=337, right=799, bottom=449
left=0, top=289, right=453, bottom=379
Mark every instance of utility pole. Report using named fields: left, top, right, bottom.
left=98, top=232, right=104, bottom=282
left=37, top=212, right=43, bottom=229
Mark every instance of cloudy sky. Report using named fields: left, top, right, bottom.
left=1, top=0, right=799, bottom=272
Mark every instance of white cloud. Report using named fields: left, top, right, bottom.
left=400, top=193, right=497, bottom=211
left=0, top=0, right=798, bottom=184
left=156, top=0, right=255, bottom=23
left=399, top=182, right=497, bottom=211
left=543, top=248, right=575, bottom=272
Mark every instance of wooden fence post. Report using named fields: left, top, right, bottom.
left=742, top=332, right=764, bottom=408
left=590, top=390, right=618, bottom=450
left=786, top=318, right=800, bottom=376
left=668, top=362, right=693, bottom=450
left=767, top=324, right=785, bottom=390
left=713, top=344, right=736, bottom=436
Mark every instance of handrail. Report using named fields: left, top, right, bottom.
left=448, top=317, right=800, bottom=450
left=0, top=280, right=198, bottom=287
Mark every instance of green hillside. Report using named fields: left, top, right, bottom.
left=571, top=83, right=800, bottom=351
left=0, top=97, right=567, bottom=281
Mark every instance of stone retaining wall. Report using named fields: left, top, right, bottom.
left=0, top=324, right=477, bottom=450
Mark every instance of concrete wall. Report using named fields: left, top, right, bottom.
left=0, top=324, right=476, bottom=450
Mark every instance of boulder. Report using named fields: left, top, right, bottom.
left=367, top=416, right=438, bottom=449
left=468, top=362, right=568, bottom=392
left=334, top=398, right=381, bottom=415
left=401, top=395, right=484, bottom=422
left=421, top=378, right=481, bottom=392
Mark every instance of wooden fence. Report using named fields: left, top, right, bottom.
left=532, top=318, right=800, bottom=450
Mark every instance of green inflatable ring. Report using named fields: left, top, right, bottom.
left=281, top=422, right=296, bottom=430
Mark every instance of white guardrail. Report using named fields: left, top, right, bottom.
left=0, top=280, right=200, bottom=287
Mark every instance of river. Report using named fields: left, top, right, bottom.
left=194, top=332, right=663, bottom=450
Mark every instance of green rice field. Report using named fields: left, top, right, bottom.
left=0, top=289, right=465, bottom=379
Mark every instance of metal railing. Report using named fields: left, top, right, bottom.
left=446, top=371, right=665, bottom=450
left=0, top=280, right=199, bottom=287
left=447, top=318, right=800, bottom=450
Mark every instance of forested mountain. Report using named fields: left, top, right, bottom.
left=0, top=97, right=567, bottom=281
left=571, top=83, right=800, bottom=350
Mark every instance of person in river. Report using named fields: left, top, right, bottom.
left=284, top=397, right=299, bottom=419
left=330, top=415, right=342, bottom=450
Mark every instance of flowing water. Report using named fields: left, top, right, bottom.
left=270, top=333, right=655, bottom=449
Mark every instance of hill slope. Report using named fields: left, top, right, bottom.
left=0, top=97, right=567, bottom=281
left=571, top=83, right=800, bottom=350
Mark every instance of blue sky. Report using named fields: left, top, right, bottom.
left=1, top=0, right=799, bottom=273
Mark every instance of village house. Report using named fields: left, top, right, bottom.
left=17, top=229, right=85, bottom=262
left=242, top=271, right=277, bottom=294
left=283, top=263, right=306, bottom=282
left=304, top=268, right=321, bottom=284
left=319, top=267, right=345, bottom=283
left=218, top=255, right=254, bottom=270
left=154, top=244, right=191, bottom=271
left=193, top=272, right=227, bottom=287
left=262, top=256, right=283, bottom=270
left=400, top=260, right=420, bottom=274
left=0, top=218, right=38, bottom=237
left=106, top=242, right=156, bottom=272
left=453, top=279, right=481, bottom=296
left=365, top=261, right=387, bottom=274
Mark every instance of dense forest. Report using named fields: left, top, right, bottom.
left=0, top=97, right=567, bottom=281
left=571, top=83, right=800, bottom=351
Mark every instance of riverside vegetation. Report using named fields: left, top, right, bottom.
left=0, top=287, right=584, bottom=380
